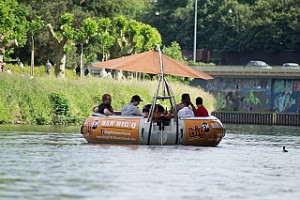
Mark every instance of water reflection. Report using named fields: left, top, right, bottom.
left=0, top=124, right=299, bottom=200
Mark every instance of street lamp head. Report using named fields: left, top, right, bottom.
left=155, top=11, right=160, bottom=16
left=228, top=9, right=233, bottom=14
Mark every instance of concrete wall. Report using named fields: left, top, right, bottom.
left=190, top=78, right=300, bottom=113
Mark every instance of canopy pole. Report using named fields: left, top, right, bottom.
left=147, top=45, right=179, bottom=145
left=155, top=44, right=165, bottom=78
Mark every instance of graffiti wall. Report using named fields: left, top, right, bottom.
left=271, top=80, right=300, bottom=113
left=191, top=77, right=300, bottom=113
left=205, top=78, right=271, bottom=112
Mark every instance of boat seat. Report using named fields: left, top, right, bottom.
left=114, top=111, right=121, bottom=115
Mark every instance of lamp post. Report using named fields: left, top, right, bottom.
left=193, top=0, right=197, bottom=63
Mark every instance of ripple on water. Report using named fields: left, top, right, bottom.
left=0, top=125, right=300, bottom=200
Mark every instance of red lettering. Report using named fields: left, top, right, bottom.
left=188, top=126, right=206, bottom=138
left=189, top=127, right=195, bottom=137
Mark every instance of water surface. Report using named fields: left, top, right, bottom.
left=0, top=125, right=299, bottom=200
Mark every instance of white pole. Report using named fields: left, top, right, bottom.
left=193, top=0, right=197, bottom=63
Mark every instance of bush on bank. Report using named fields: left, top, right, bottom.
left=0, top=67, right=216, bottom=125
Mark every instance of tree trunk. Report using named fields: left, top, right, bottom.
left=54, top=46, right=66, bottom=77
left=80, top=43, right=84, bottom=77
left=30, top=35, right=34, bottom=77
left=47, top=24, right=67, bottom=78
left=0, top=34, right=17, bottom=62
left=54, top=41, right=67, bottom=78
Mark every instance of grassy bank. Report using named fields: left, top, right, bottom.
left=0, top=70, right=216, bottom=125
left=3, top=64, right=76, bottom=78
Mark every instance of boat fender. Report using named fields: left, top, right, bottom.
left=141, top=128, right=144, bottom=141
left=80, top=125, right=85, bottom=134
left=180, top=128, right=184, bottom=140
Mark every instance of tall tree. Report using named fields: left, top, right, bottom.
left=28, top=16, right=43, bottom=76
left=17, top=0, right=91, bottom=66
left=95, top=18, right=114, bottom=61
left=110, top=16, right=162, bottom=58
left=74, top=17, right=98, bottom=77
left=250, top=0, right=300, bottom=51
left=76, top=0, right=147, bottom=19
left=141, top=0, right=190, bottom=46
left=162, top=41, right=184, bottom=62
left=0, top=0, right=28, bottom=61
left=237, top=0, right=258, bottom=5
left=47, top=13, right=75, bottom=77
left=204, top=0, right=252, bottom=51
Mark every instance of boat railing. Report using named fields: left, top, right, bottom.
left=179, top=116, right=219, bottom=120
left=92, top=113, right=144, bottom=119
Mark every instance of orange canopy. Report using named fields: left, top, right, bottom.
left=91, top=50, right=213, bottom=80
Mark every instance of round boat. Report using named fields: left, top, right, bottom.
left=81, top=113, right=225, bottom=146
left=81, top=45, right=225, bottom=146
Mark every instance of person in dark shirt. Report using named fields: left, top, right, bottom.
left=96, top=94, right=114, bottom=115
left=75, top=65, right=81, bottom=77
left=195, top=97, right=209, bottom=117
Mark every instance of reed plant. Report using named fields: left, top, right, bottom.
left=0, top=66, right=216, bottom=124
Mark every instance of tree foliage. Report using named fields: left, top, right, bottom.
left=6, top=0, right=300, bottom=68
left=8, top=0, right=158, bottom=68
left=0, top=0, right=28, bottom=60
left=162, top=41, right=184, bottom=62
left=75, top=17, right=98, bottom=77
left=47, top=13, right=76, bottom=77
left=142, top=0, right=300, bottom=52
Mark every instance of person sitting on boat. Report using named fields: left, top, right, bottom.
left=121, top=95, right=146, bottom=117
left=176, top=93, right=196, bottom=113
left=94, top=94, right=114, bottom=115
left=195, top=97, right=209, bottom=117
left=178, top=99, right=194, bottom=119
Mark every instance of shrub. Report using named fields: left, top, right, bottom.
left=49, top=93, right=70, bottom=116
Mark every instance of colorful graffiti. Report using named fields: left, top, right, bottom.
left=192, top=78, right=300, bottom=113
left=205, top=78, right=271, bottom=112
left=271, top=80, right=300, bottom=113
left=206, top=78, right=270, bottom=92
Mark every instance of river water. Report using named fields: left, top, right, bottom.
left=0, top=124, right=299, bottom=200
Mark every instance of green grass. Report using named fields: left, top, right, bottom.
left=0, top=65, right=216, bottom=124
left=4, top=64, right=77, bottom=78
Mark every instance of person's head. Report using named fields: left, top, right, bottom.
left=183, top=99, right=190, bottom=107
left=102, top=94, right=111, bottom=105
left=196, top=97, right=203, bottom=106
left=131, top=95, right=143, bottom=106
left=181, top=93, right=190, bottom=103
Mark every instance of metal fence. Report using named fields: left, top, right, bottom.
left=195, top=66, right=300, bottom=76
left=212, top=111, right=300, bottom=126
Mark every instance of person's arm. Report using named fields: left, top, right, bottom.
left=190, top=102, right=197, bottom=114
left=103, top=108, right=113, bottom=115
left=134, top=107, right=145, bottom=117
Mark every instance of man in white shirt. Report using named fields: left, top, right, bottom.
left=178, top=100, right=194, bottom=118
